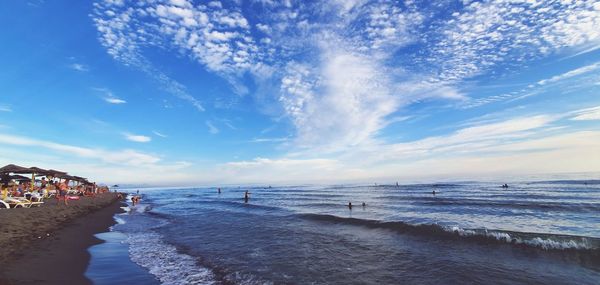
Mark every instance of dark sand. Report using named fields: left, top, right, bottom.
left=0, top=193, right=125, bottom=285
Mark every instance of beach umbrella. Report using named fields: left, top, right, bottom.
left=47, top=169, right=67, bottom=175
left=9, top=174, right=31, bottom=181
left=46, top=169, right=67, bottom=180
left=0, top=164, right=30, bottom=174
left=27, top=167, right=51, bottom=191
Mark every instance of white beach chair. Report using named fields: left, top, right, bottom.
left=0, top=200, right=9, bottom=209
left=3, top=197, right=30, bottom=208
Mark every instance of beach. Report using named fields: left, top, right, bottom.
left=0, top=193, right=124, bottom=285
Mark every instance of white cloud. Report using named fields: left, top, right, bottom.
left=205, top=120, right=219, bottom=134
left=124, top=133, right=152, bottom=143
left=220, top=157, right=343, bottom=183
left=0, top=133, right=159, bottom=166
left=69, top=63, right=89, bottom=72
left=91, top=2, right=205, bottom=111
left=153, top=130, right=168, bottom=138
left=90, top=0, right=600, bottom=165
left=103, top=97, right=126, bottom=104
left=250, top=137, right=289, bottom=143
left=423, top=0, right=600, bottom=83
left=571, top=106, right=600, bottom=121
left=94, top=88, right=127, bottom=104
left=538, top=61, right=600, bottom=85
left=0, top=105, right=12, bottom=112
left=462, top=61, right=600, bottom=109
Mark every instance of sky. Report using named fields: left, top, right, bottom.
left=0, top=0, right=599, bottom=186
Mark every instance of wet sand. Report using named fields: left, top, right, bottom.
left=0, top=193, right=125, bottom=285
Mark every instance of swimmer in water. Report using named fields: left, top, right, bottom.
left=218, top=187, right=221, bottom=194
left=432, top=190, right=436, bottom=196
left=244, top=190, right=250, bottom=203
left=362, top=202, right=366, bottom=207
left=348, top=202, right=353, bottom=210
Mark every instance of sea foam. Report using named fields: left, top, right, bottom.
left=125, top=231, right=217, bottom=285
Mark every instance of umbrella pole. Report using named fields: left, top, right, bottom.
left=31, top=173, right=35, bottom=192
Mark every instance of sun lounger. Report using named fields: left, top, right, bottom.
left=0, top=200, right=9, bottom=209
left=3, top=197, right=43, bottom=208
left=3, top=197, right=31, bottom=208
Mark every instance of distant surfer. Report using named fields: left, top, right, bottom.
left=348, top=202, right=353, bottom=210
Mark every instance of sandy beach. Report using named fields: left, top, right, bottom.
left=0, top=193, right=125, bottom=285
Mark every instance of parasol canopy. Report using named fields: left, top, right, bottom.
left=9, top=174, right=31, bottom=181
left=27, top=167, right=51, bottom=175
left=0, top=164, right=30, bottom=174
left=47, top=169, right=67, bottom=176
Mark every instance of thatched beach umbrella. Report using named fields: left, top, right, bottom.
left=26, top=167, right=51, bottom=191
left=71, top=176, right=88, bottom=187
left=10, top=174, right=31, bottom=181
left=46, top=169, right=67, bottom=180
left=0, top=164, right=30, bottom=174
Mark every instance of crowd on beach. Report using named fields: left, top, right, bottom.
left=0, top=164, right=109, bottom=209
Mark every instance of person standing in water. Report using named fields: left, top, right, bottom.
left=244, top=190, right=250, bottom=203
left=218, top=187, right=221, bottom=194
left=348, top=202, right=353, bottom=210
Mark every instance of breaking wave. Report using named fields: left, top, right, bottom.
left=298, top=213, right=600, bottom=252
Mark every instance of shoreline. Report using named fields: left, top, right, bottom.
left=0, top=193, right=125, bottom=285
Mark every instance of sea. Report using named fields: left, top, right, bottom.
left=85, top=180, right=600, bottom=284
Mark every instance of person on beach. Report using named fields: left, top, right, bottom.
left=348, top=202, right=353, bottom=210
left=58, top=180, right=69, bottom=205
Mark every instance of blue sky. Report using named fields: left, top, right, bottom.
left=1, top=0, right=599, bottom=185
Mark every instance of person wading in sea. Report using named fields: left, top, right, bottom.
left=244, top=190, right=250, bottom=203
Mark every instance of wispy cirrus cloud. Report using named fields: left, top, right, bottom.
left=205, top=120, right=219, bottom=134
left=570, top=106, right=600, bottom=121
left=123, top=133, right=152, bottom=143
left=69, top=63, right=89, bottom=72
left=0, top=133, right=158, bottom=166
left=93, top=87, right=127, bottom=104
left=90, top=0, right=600, bottom=158
left=104, top=97, right=126, bottom=104
left=460, top=61, right=600, bottom=109
left=153, top=130, right=168, bottom=138
left=0, top=105, right=12, bottom=112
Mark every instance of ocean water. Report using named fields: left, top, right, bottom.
left=109, top=181, right=600, bottom=284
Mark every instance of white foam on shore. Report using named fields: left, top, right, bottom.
left=125, top=231, right=217, bottom=285
left=114, top=216, right=126, bottom=225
